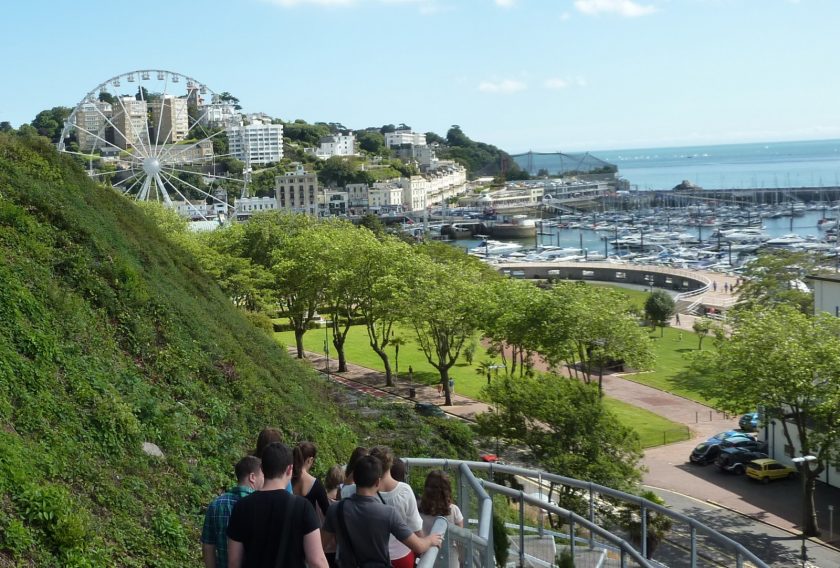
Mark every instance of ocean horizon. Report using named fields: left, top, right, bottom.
left=523, top=138, right=840, bottom=192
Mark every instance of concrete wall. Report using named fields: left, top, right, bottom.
left=497, top=264, right=706, bottom=293
left=760, top=418, right=840, bottom=489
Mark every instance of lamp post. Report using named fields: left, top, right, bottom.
left=792, top=454, right=818, bottom=567
left=593, top=338, right=607, bottom=396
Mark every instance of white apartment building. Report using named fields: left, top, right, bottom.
left=111, top=97, right=149, bottom=150
left=172, top=200, right=214, bottom=220
left=162, top=139, right=214, bottom=165
left=369, top=182, right=404, bottom=212
left=315, top=133, right=356, bottom=159
left=200, top=101, right=238, bottom=128
left=385, top=129, right=426, bottom=149
left=425, top=163, right=468, bottom=204
left=398, top=176, right=430, bottom=212
left=149, top=96, right=189, bottom=143
left=74, top=100, right=112, bottom=152
left=235, top=196, right=279, bottom=219
left=275, top=164, right=319, bottom=215
left=226, top=117, right=284, bottom=165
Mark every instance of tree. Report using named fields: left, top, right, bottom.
left=619, top=490, right=672, bottom=558
left=219, top=91, right=242, bottom=110
left=539, top=283, right=654, bottom=393
left=481, top=279, right=544, bottom=378
left=318, top=156, right=357, bottom=188
left=736, top=249, right=818, bottom=314
left=707, top=306, right=840, bottom=537
left=31, top=107, right=72, bottom=143
left=476, top=375, right=643, bottom=493
left=356, top=130, right=387, bottom=155
left=692, top=318, right=713, bottom=350
left=0, top=121, right=13, bottom=133
left=403, top=256, right=484, bottom=405
left=645, top=290, right=675, bottom=336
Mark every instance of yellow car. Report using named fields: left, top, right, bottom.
left=746, top=459, right=796, bottom=483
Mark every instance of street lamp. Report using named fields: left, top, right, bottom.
left=487, top=364, right=505, bottom=385
left=792, top=454, right=818, bottom=567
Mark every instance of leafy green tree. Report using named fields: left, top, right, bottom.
left=0, top=121, right=13, bottom=133
left=402, top=255, right=484, bottom=405
left=539, top=283, right=654, bottom=393
left=98, top=91, right=115, bottom=104
left=359, top=213, right=386, bottom=236
left=481, top=279, right=545, bottom=378
left=31, top=107, right=72, bottom=143
left=355, top=237, right=415, bottom=386
left=425, top=131, right=445, bottom=145
left=707, top=306, right=840, bottom=536
left=620, top=490, right=672, bottom=558
left=318, top=156, right=358, bottom=188
left=736, top=249, right=818, bottom=314
left=476, top=375, right=643, bottom=491
left=218, top=91, right=242, bottom=110
left=692, top=317, right=713, bottom=350
left=356, top=130, right=387, bottom=155
left=283, top=120, right=332, bottom=147
left=644, top=290, right=676, bottom=336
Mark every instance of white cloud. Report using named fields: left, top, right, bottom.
left=544, top=76, right=587, bottom=90
left=478, top=79, right=527, bottom=94
left=574, top=0, right=657, bottom=17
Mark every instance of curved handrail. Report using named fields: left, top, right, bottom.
left=416, top=517, right=448, bottom=568
left=403, top=458, right=768, bottom=568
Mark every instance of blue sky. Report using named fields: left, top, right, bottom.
left=1, top=0, right=837, bottom=152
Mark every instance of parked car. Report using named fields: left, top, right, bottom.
left=719, top=437, right=767, bottom=452
left=690, top=432, right=756, bottom=465
left=746, top=459, right=796, bottom=483
left=739, top=412, right=760, bottom=432
left=414, top=402, right=446, bottom=418
left=715, top=448, right=769, bottom=474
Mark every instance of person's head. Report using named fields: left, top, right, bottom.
left=324, top=465, right=345, bottom=493
left=235, top=455, right=264, bottom=490
left=390, top=457, right=406, bottom=483
left=254, top=427, right=283, bottom=458
left=292, top=441, right=317, bottom=482
left=353, top=455, right=383, bottom=489
left=419, top=470, right=452, bottom=517
left=369, top=445, right=395, bottom=472
left=344, top=446, right=368, bottom=482
left=261, top=442, right=294, bottom=480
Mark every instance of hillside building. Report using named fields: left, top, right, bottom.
left=111, top=97, right=149, bottom=150
left=385, top=129, right=426, bottom=149
left=149, top=96, right=189, bottom=143
left=226, top=117, right=283, bottom=165
left=275, top=164, right=319, bottom=215
left=74, top=100, right=112, bottom=152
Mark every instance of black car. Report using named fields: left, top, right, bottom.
left=690, top=435, right=755, bottom=465
left=715, top=447, right=770, bottom=474
left=719, top=437, right=766, bottom=452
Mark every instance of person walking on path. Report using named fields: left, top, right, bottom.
left=713, top=281, right=717, bottom=292
left=323, top=456, right=442, bottom=568
left=201, top=456, right=264, bottom=568
left=227, top=442, right=328, bottom=568
left=675, top=312, right=681, bottom=325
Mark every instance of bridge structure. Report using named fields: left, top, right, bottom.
left=409, top=458, right=768, bottom=568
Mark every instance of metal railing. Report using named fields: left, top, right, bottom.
left=404, top=458, right=769, bottom=568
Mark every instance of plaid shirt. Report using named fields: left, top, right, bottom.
left=201, top=485, right=255, bottom=568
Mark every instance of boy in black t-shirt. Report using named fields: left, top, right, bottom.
left=227, top=442, right=327, bottom=568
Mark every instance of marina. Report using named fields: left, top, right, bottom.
left=433, top=202, right=840, bottom=273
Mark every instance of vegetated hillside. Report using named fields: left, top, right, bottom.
left=0, top=134, right=475, bottom=567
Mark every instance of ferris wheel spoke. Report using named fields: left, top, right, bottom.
left=159, top=129, right=226, bottom=165
left=113, top=91, right=150, bottom=159
left=168, top=151, right=241, bottom=165
left=152, top=173, right=175, bottom=207
left=137, top=175, right=153, bottom=201
left=70, top=123, right=138, bottom=159
left=120, top=173, right=146, bottom=196
left=162, top=165, right=229, bottom=208
left=152, top=72, right=170, bottom=151
left=112, top=169, right=144, bottom=188
left=158, top=170, right=210, bottom=221
left=167, top=166, right=247, bottom=186
left=152, top=85, right=193, bottom=160
left=88, top=100, right=141, bottom=158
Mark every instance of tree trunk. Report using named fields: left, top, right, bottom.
left=371, top=344, right=393, bottom=386
left=294, top=328, right=305, bottom=358
left=441, top=367, right=452, bottom=406
left=337, top=348, right=347, bottom=373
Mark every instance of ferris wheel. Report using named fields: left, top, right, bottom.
left=58, top=69, right=250, bottom=220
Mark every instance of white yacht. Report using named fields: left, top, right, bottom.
left=469, top=239, right=524, bottom=256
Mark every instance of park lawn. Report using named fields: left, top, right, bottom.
left=276, top=324, right=690, bottom=448
left=622, top=326, right=717, bottom=406
left=602, top=398, right=690, bottom=448
left=584, top=281, right=649, bottom=312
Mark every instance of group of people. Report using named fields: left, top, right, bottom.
left=201, top=428, right=461, bottom=568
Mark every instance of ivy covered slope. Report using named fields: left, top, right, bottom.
left=0, top=134, right=475, bottom=567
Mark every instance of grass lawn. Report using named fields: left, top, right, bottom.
left=276, top=323, right=690, bottom=447
left=603, top=398, right=689, bottom=448
left=625, top=326, right=717, bottom=406
left=584, top=281, right=650, bottom=312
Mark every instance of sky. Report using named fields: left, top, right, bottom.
left=1, top=0, right=838, bottom=153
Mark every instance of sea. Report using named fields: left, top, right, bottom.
left=452, top=138, right=840, bottom=254
left=597, top=138, right=840, bottom=192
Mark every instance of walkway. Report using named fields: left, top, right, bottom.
left=291, top=348, right=840, bottom=564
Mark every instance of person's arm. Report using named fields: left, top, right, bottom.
left=227, top=538, right=244, bottom=568
left=402, top=532, right=444, bottom=555
left=202, top=543, right=216, bottom=568
left=314, top=479, right=330, bottom=517
left=303, top=529, right=329, bottom=568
